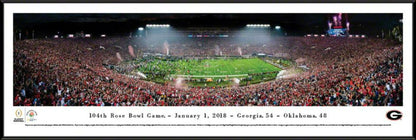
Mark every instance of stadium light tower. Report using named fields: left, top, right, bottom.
left=246, top=24, right=270, bottom=28
left=275, top=26, right=281, bottom=29
left=138, top=27, right=144, bottom=31
left=146, top=24, right=170, bottom=28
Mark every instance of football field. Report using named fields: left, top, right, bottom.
left=176, top=58, right=280, bottom=76
left=137, top=58, right=281, bottom=77
left=135, top=57, right=282, bottom=86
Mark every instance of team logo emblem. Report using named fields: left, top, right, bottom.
left=386, top=110, right=402, bottom=121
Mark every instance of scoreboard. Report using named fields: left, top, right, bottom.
left=327, top=13, right=350, bottom=36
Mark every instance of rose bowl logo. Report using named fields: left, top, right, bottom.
left=26, top=110, right=37, bottom=122
left=13, top=109, right=24, bottom=122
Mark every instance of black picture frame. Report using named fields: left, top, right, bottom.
left=1, top=0, right=414, bottom=140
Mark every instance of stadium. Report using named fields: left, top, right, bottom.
left=13, top=14, right=403, bottom=106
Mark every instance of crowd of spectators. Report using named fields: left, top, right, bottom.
left=13, top=36, right=402, bottom=106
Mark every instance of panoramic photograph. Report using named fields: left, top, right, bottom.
left=13, top=13, right=403, bottom=106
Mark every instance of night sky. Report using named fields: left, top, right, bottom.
left=14, top=14, right=402, bottom=37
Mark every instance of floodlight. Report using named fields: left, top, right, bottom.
left=246, top=24, right=270, bottom=28
left=146, top=24, right=170, bottom=28
left=138, top=27, right=144, bottom=31
left=275, top=26, right=281, bottom=29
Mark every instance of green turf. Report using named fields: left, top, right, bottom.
left=137, top=58, right=281, bottom=76
left=134, top=57, right=282, bottom=87
left=178, top=58, right=280, bottom=76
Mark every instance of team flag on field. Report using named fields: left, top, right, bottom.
left=128, top=45, right=135, bottom=57
left=116, top=52, right=123, bottom=62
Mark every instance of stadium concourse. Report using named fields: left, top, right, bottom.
left=13, top=36, right=402, bottom=106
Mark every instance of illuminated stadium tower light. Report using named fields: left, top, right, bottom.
left=146, top=24, right=170, bottom=28
left=138, top=27, right=144, bottom=31
left=246, top=24, right=270, bottom=28
left=275, top=26, right=281, bottom=29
